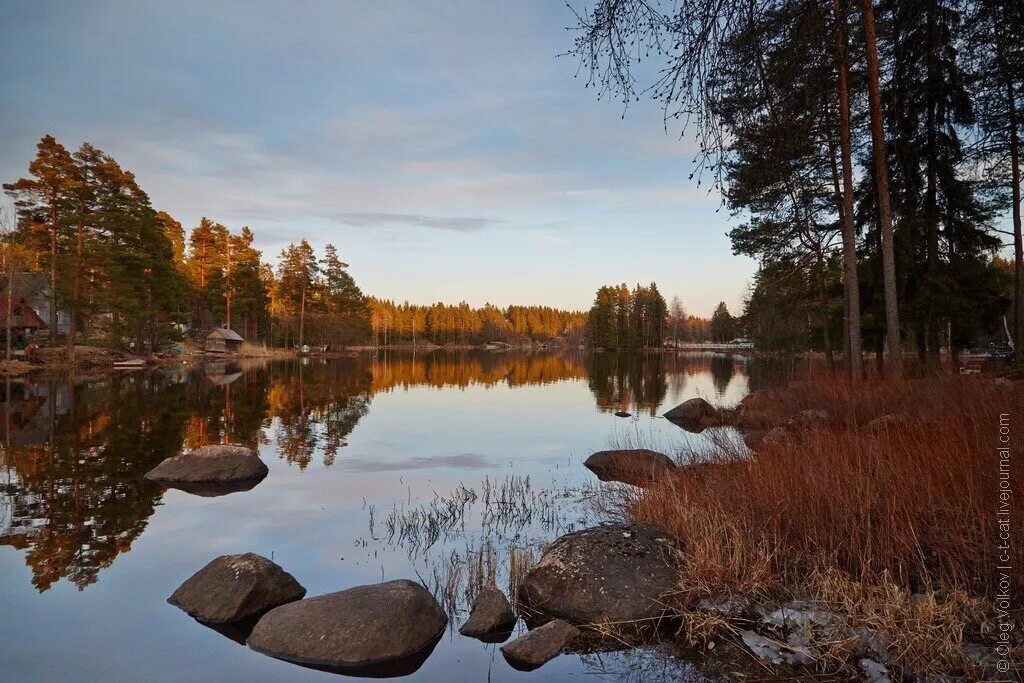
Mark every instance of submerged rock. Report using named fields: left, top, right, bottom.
left=459, top=586, right=517, bottom=640
left=663, top=397, right=720, bottom=430
left=583, top=449, right=676, bottom=487
left=247, top=579, right=446, bottom=676
left=500, top=619, right=580, bottom=671
left=145, top=444, right=268, bottom=495
left=517, top=524, right=678, bottom=626
left=168, top=553, right=306, bottom=624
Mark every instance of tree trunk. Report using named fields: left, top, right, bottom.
left=816, top=244, right=834, bottom=368
left=1012, top=91, right=1023, bottom=360
left=298, top=283, right=306, bottom=349
left=833, top=0, right=864, bottom=378
left=49, top=207, right=58, bottom=346
left=68, top=215, right=83, bottom=363
left=861, top=0, right=902, bottom=376
left=924, top=0, right=941, bottom=365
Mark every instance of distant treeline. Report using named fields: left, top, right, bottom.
left=366, top=299, right=587, bottom=346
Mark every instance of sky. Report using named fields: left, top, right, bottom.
left=0, top=1, right=756, bottom=317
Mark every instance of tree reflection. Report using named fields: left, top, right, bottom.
left=0, top=351, right=755, bottom=592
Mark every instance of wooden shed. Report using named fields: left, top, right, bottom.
left=205, top=327, right=244, bottom=354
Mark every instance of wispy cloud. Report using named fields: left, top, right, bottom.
left=333, top=212, right=500, bottom=233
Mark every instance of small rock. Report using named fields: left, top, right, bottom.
left=500, top=619, right=580, bottom=671
left=788, top=409, right=829, bottom=429
left=760, top=426, right=791, bottom=448
left=583, top=449, right=676, bottom=487
left=517, top=524, right=678, bottom=626
left=248, top=579, right=447, bottom=677
left=663, top=397, right=720, bottom=431
left=761, top=602, right=842, bottom=630
left=741, top=630, right=814, bottom=665
left=614, top=411, right=632, bottom=418
left=145, top=444, right=268, bottom=496
left=459, top=586, right=517, bottom=640
left=168, top=553, right=306, bottom=623
left=865, top=414, right=908, bottom=434
left=994, top=377, right=1013, bottom=390
left=697, top=596, right=749, bottom=618
left=860, top=658, right=892, bottom=683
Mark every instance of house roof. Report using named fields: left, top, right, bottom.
left=207, top=328, right=244, bottom=342
left=0, top=297, right=47, bottom=328
left=3, top=273, right=51, bottom=302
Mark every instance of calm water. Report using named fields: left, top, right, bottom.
left=0, top=351, right=763, bottom=682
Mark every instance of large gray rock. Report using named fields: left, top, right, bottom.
left=500, top=619, right=580, bottom=671
left=168, top=553, right=306, bottom=624
left=583, top=449, right=676, bottom=488
left=663, top=397, right=720, bottom=431
left=145, top=444, right=268, bottom=496
left=517, top=524, right=678, bottom=626
left=247, top=579, right=447, bottom=676
left=459, top=586, right=517, bottom=640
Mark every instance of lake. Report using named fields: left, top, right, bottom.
left=0, top=351, right=768, bottom=681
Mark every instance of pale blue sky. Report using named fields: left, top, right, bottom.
left=0, top=1, right=755, bottom=316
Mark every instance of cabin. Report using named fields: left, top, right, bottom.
left=3, top=273, right=70, bottom=335
left=205, top=327, right=244, bottom=354
left=0, top=296, right=48, bottom=346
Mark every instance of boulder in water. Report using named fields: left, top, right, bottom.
left=247, top=579, right=447, bottom=676
left=583, top=449, right=675, bottom=488
left=168, top=553, right=306, bottom=624
left=145, top=444, right=268, bottom=496
left=459, top=586, right=517, bottom=641
left=500, top=619, right=580, bottom=671
left=663, top=397, right=720, bottom=431
left=517, top=524, right=678, bottom=627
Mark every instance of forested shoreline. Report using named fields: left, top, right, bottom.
left=0, top=136, right=594, bottom=355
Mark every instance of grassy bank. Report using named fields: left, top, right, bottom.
left=630, top=373, right=1022, bottom=676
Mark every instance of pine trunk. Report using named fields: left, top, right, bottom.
left=862, top=0, right=903, bottom=375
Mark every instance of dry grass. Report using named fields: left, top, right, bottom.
left=636, top=374, right=1021, bottom=600
left=628, top=373, right=1021, bottom=673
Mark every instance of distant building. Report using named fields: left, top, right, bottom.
left=0, top=296, right=48, bottom=338
left=3, top=273, right=69, bottom=335
left=205, top=327, right=244, bottom=353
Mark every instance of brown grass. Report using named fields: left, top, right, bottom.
left=634, top=373, right=1022, bottom=602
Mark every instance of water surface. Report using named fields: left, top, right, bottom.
left=0, top=351, right=760, bottom=681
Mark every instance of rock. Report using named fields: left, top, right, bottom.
left=697, top=596, right=749, bottom=618
left=614, top=411, right=632, bottom=418
left=760, top=426, right=791, bottom=448
left=583, top=449, right=676, bottom=487
left=663, top=397, right=720, bottom=430
left=865, top=414, right=908, bottom=434
left=459, top=586, right=517, bottom=640
left=168, top=553, right=305, bottom=624
left=517, top=524, right=678, bottom=626
left=500, top=619, right=580, bottom=671
left=760, top=602, right=842, bottom=630
left=994, top=377, right=1013, bottom=390
left=739, top=389, right=772, bottom=410
left=742, top=429, right=765, bottom=450
left=145, top=444, right=268, bottom=496
left=788, top=409, right=829, bottom=429
left=740, top=630, right=814, bottom=666
left=247, top=579, right=446, bottom=676
left=859, top=658, right=892, bottom=683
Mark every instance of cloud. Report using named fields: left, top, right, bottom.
left=334, top=453, right=495, bottom=472
left=333, top=212, right=500, bottom=233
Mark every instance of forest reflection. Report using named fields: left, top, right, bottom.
left=0, top=351, right=748, bottom=592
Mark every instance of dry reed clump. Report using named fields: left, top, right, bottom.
left=630, top=374, right=1022, bottom=672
